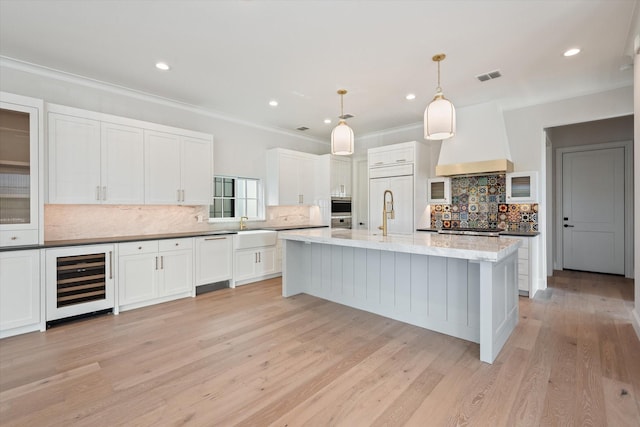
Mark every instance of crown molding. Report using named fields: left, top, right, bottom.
left=0, top=56, right=328, bottom=146
left=357, top=121, right=423, bottom=140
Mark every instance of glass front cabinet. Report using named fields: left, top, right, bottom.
left=0, top=93, right=43, bottom=246
left=506, top=171, right=538, bottom=203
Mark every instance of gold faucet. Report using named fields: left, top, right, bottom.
left=378, top=190, right=395, bottom=236
left=240, top=216, right=249, bottom=230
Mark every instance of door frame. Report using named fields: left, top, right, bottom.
left=554, top=140, right=634, bottom=278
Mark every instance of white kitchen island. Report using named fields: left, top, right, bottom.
left=278, top=228, right=522, bottom=364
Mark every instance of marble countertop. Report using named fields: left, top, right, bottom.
left=1, top=225, right=328, bottom=252
left=279, top=228, right=522, bottom=262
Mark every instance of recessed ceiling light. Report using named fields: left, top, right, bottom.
left=563, top=48, right=581, bottom=57
left=155, top=62, right=170, bottom=71
left=405, top=93, right=416, bottom=100
left=269, top=100, right=278, bottom=107
left=324, top=119, right=332, bottom=124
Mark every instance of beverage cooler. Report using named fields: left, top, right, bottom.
left=45, top=244, right=115, bottom=325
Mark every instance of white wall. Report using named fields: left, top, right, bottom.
left=634, top=47, right=640, bottom=338
left=0, top=61, right=330, bottom=183
left=503, top=86, right=634, bottom=295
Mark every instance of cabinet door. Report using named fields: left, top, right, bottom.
left=181, top=136, right=213, bottom=205
left=234, top=249, right=257, bottom=282
left=118, top=253, right=158, bottom=305
left=256, top=247, right=276, bottom=276
left=298, top=155, right=316, bottom=204
left=369, top=176, right=413, bottom=234
left=277, top=152, right=301, bottom=205
left=0, top=97, right=40, bottom=236
left=48, top=113, right=101, bottom=203
left=160, top=249, right=193, bottom=297
left=195, top=236, right=233, bottom=285
left=0, top=250, right=40, bottom=336
left=388, top=175, right=414, bottom=234
left=506, top=171, right=537, bottom=203
left=101, top=123, right=144, bottom=204
left=145, top=130, right=181, bottom=204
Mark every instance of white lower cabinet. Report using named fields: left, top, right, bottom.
left=0, top=250, right=43, bottom=338
left=511, top=235, right=538, bottom=297
left=194, top=235, right=233, bottom=286
left=118, top=238, right=193, bottom=310
left=234, top=246, right=277, bottom=285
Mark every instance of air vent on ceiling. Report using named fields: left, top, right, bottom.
left=296, top=126, right=309, bottom=131
left=339, top=114, right=354, bottom=120
left=476, top=70, right=502, bottom=82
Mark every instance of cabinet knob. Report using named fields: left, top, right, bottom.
left=175, top=243, right=179, bottom=246
left=138, top=246, right=142, bottom=250
left=10, top=236, right=17, bottom=240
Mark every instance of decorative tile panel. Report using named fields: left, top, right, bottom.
left=430, top=173, right=538, bottom=231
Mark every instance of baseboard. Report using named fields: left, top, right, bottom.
left=632, top=308, right=640, bottom=340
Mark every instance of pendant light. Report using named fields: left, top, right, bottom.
left=331, top=89, right=354, bottom=156
left=424, top=53, right=456, bottom=140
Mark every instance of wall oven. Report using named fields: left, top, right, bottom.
left=331, top=197, right=352, bottom=229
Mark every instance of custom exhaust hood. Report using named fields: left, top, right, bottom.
left=435, top=102, right=514, bottom=176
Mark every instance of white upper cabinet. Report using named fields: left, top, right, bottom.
left=506, top=171, right=538, bottom=203
left=48, top=113, right=102, bottom=204
left=330, top=156, right=352, bottom=197
left=427, top=177, right=451, bottom=204
left=49, top=110, right=144, bottom=205
left=0, top=92, right=43, bottom=247
left=48, top=104, right=213, bottom=207
left=266, top=148, right=317, bottom=205
left=368, top=142, right=415, bottom=168
left=101, top=123, right=144, bottom=204
left=145, top=131, right=213, bottom=205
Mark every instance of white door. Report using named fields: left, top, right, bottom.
left=160, top=249, right=193, bottom=297
left=562, top=147, right=624, bottom=274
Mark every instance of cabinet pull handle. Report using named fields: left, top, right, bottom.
left=255, top=252, right=258, bottom=263
left=181, top=189, right=185, bottom=202
left=102, top=186, right=107, bottom=201
left=155, top=256, right=159, bottom=270
left=96, top=186, right=101, bottom=200
left=396, top=159, right=406, bottom=163
left=340, top=184, right=345, bottom=195
left=160, top=256, right=164, bottom=269
left=258, top=252, right=261, bottom=263
left=109, top=250, right=113, bottom=279
left=177, top=189, right=181, bottom=202
left=298, top=194, right=303, bottom=204
left=374, top=161, right=383, bottom=165
left=204, top=237, right=226, bottom=241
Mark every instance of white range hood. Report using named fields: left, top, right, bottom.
left=435, top=102, right=514, bottom=176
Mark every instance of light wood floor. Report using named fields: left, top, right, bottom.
left=1, top=271, right=638, bottom=426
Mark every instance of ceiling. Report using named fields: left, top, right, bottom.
left=0, top=0, right=637, bottom=141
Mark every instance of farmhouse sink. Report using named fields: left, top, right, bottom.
left=235, top=229, right=278, bottom=249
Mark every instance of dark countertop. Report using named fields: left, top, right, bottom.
left=1, top=225, right=330, bottom=252
left=415, top=228, right=540, bottom=237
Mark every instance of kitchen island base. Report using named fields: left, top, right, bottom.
left=282, top=240, right=518, bottom=364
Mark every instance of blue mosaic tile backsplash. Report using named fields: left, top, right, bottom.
left=430, top=174, right=538, bottom=232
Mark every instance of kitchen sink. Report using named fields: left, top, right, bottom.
left=235, top=229, right=278, bottom=249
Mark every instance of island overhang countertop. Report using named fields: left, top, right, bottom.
left=278, top=228, right=521, bottom=262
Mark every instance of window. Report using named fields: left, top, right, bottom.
left=210, top=176, right=261, bottom=219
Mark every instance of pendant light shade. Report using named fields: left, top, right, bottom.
left=424, top=54, right=456, bottom=141
left=331, top=89, right=354, bottom=155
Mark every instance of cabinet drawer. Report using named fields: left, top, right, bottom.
left=517, top=247, right=529, bottom=260
left=159, top=238, right=193, bottom=252
left=119, top=240, right=158, bottom=256
left=518, top=258, right=529, bottom=275
left=518, top=274, right=529, bottom=291
left=0, top=230, right=39, bottom=247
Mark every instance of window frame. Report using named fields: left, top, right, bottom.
left=209, top=175, right=264, bottom=222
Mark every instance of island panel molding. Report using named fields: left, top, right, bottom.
left=279, top=228, right=520, bottom=363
